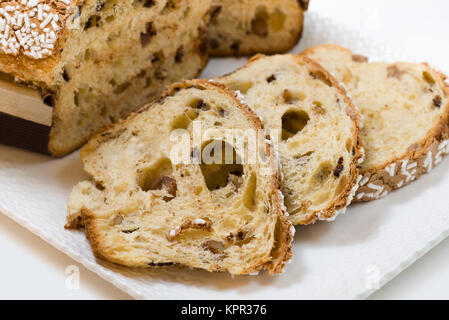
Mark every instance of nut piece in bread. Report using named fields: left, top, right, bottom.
left=0, top=0, right=211, bottom=156
left=217, top=54, right=363, bottom=225
left=208, top=0, right=308, bottom=56
left=303, top=44, right=449, bottom=201
left=67, top=80, right=293, bottom=275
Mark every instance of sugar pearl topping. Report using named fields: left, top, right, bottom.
left=0, top=0, right=74, bottom=59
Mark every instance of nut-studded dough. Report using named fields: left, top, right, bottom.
left=303, top=44, right=449, bottom=201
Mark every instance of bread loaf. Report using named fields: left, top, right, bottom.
left=0, top=0, right=212, bottom=156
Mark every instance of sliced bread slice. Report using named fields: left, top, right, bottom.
left=303, top=45, right=449, bottom=201
left=216, top=55, right=363, bottom=225
left=66, top=80, right=293, bottom=275
left=208, top=0, right=308, bottom=56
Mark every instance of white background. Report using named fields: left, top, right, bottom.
left=0, top=0, right=448, bottom=299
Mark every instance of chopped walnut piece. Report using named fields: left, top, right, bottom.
left=333, top=157, right=344, bottom=178
left=352, top=54, right=368, bottom=63
left=167, top=219, right=213, bottom=241
left=113, top=214, right=124, bottom=225
left=387, top=66, right=405, bottom=79
left=149, top=176, right=177, bottom=201
left=433, top=95, right=442, bottom=108
left=202, top=240, right=225, bottom=254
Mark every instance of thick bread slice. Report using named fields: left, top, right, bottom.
left=303, top=45, right=449, bottom=201
left=0, top=0, right=212, bottom=156
left=67, top=80, right=293, bottom=275
left=217, top=55, right=363, bottom=225
left=208, top=0, right=308, bottom=56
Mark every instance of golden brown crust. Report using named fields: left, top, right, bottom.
left=77, top=79, right=293, bottom=275
left=216, top=54, right=364, bottom=225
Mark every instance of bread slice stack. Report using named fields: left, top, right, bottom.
left=208, top=0, right=308, bottom=56
left=67, top=80, right=293, bottom=275
left=217, top=54, right=364, bottom=224
left=303, top=45, right=449, bottom=201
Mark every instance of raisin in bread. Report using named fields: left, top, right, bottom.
left=303, top=45, right=449, bottom=201
left=216, top=55, right=363, bottom=225
left=208, top=0, right=308, bottom=56
left=66, top=80, right=293, bottom=275
left=0, top=0, right=212, bottom=156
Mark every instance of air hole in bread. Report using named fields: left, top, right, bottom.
left=209, top=38, right=219, bottom=49
left=189, top=98, right=210, bottom=111
left=243, top=172, right=257, bottom=211
left=94, top=180, right=105, bottom=191
left=311, top=162, right=333, bottom=188
left=283, top=90, right=306, bottom=104
left=266, top=75, right=276, bottom=83
left=141, top=0, right=156, bottom=8
left=335, top=176, right=349, bottom=196
left=202, top=240, right=225, bottom=255
left=310, top=71, right=333, bottom=87
left=268, top=9, right=286, bottom=32
left=84, top=15, right=101, bottom=30
left=194, top=186, right=203, bottom=195
left=74, top=90, right=82, bottom=107
left=112, top=214, right=124, bottom=226
left=230, top=42, right=240, bottom=52
left=137, top=158, right=177, bottom=201
left=352, top=54, right=368, bottom=63
left=200, top=140, right=244, bottom=191
left=251, top=6, right=269, bottom=37
left=346, top=139, right=353, bottom=153
left=281, top=110, right=310, bottom=140
left=113, top=82, right=132, bottom=95
left=387, top=66, right=404, bottom=79
left=162, top=0, right=179, bottom=14
left=423, top=71, right=436, bottom=85
left=171, top=109, right=199, bottom=130
left=140, top=22, right=157, bottom=47
left=62, top=69, right=70, bottom=82
left=105, top=15, right=115, bottom=23
left=201, top=140, right=243, bottom=191
left=216, top=107, right=227, bottom=117
left=226, top=81, right=254, bottom=94
left=312, top=101, right=326, bottom=114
